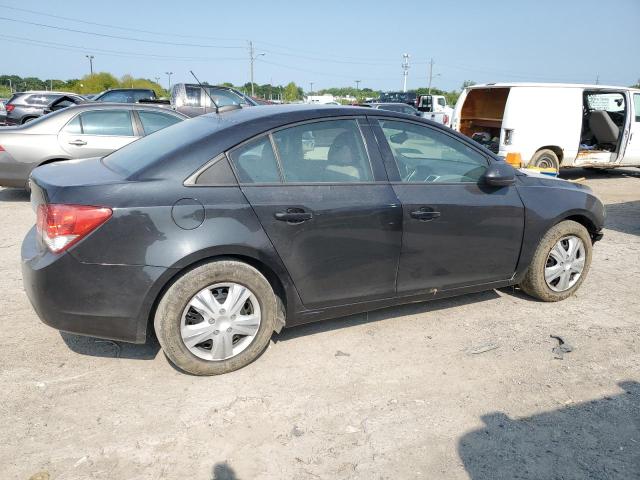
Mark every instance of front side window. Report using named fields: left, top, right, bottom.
left=379, top=119, right=488, bottom=183
left=79, top=110, right=134, bottom=136
left=138, top=110, right=182, bottom=135
left=273, top=119, right=373, bottom=183
left=634, top=94, right=640, bottom=122
left=228, top=136, right=280, bottom=183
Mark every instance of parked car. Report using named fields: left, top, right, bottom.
left=452, top=83, right=640, bottom=169
left=4, top=91, right=87, bottom=125
left=379, top=91, right=417, bottom=105
left=0, top=103, right=186, bottom=188
left=93, top=88, right=157, bottom=103
left=169, top=83, right=258, bottom=117
left=361, top=102, right=422, bottom=116
left=23, top=105, right=604, bottom=376
left=416, top=94, right=454, bottom=127
left=0, top=99, right=6, bottom=125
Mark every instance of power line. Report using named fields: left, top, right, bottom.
left=0, top=34, right=246, bottom=62
left=0, top=16, right=246, bottom=49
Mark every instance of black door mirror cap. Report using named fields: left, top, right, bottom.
left=484, top=161, right=516, bottom=187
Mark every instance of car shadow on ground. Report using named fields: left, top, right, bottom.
left=0, top=187, right=29, bottom=202
left=458, top=381, right=640, bottom=480
left=602, top=200, right=640, bottom=237
left=559, top=167, right=640, bottom=181
left=60, top=331, right=160, bottom=360
left=275, top=289, right=501, bottom=342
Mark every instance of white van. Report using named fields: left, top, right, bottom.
left=452, top=83, right=640, bottom=169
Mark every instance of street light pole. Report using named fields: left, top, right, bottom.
left=355, top=80, right=361, bottom=92
left=309, top=82, right=314, bottom=95
left=249, top=41, right=265, bottom=97
left=85, top=55, right=94, bottom=76
left=427, top=58, right=434, bottom=94
left=165, top=71, right=174, bottom=91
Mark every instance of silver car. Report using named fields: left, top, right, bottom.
left=0, top=103, right=187, bottom=188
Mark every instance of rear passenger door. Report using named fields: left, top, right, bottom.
left=372, top=118, right=525, bottom=293
left=229, top=118, right=403, bottom=309
left=59, top=109, right=138, bottom=158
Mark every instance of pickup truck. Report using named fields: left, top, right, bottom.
left=416, top=94, right=454, bottom=127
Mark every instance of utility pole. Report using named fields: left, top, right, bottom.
left=249, top=41, right=265, bottom=97
left=402, top=53, right=410, bottom=92
left=8, top=78, right=12, bottom=93
left=85, top=55, right=94, bottom=76
left=309, top=82, right=314, bottom=95
left=427, top=58, right=434, bottom=94
left=595, top=73, right=599, bottom=85
left=165, top=71, right=174, bottom=90
left=154, top=76, right=160, bottom=85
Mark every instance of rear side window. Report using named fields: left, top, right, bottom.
left=62, top=115, right=82, bottom=134
left=273, top=119, right=373, bottom=183
left=26, top=94, right=60, bottom=105
left=634, top=94, right=640, bottom=122
left=185, top=86, right=202, bottom=107
left=138, top=110, right=182, bottom=135
left=80, top=110, right=134, bottom=136
left=228, top=136, right=280, bottom=183
left=379, top=119, right=488, bottom=183
left=205, top=88, right=248, bottom=107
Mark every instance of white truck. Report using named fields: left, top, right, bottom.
left=416, top=94, right=454, bottom=127
left=452, top=82, right=640, bottom=169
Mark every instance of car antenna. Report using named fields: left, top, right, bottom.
left=190, top=70, right=219, bottom=114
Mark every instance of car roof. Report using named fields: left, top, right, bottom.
left=467, top=82, right=640, bottom=92
left=60, top=102, right=185, bottom=115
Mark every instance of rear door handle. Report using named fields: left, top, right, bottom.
left=68, top=139, right=87, bottom=146
left=410, top=208, right=441, bottom=221
left=274, top=209, right=313, bottom=223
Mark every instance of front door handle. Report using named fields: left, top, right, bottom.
left=410, top=208, right=441, bottom=221
left=274, top=209, right=313, bottom=223
left=68, top=139, right=87, bottom=146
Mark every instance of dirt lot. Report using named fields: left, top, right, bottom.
left=1, top=168, right=639, bottom=480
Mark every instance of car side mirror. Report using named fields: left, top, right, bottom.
left=483, top=162, right=516, bottom=186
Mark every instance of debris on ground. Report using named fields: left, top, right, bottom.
left=335, top=350, right=350, bottom=357
left=551, top=335, right=574, bottom=359
left=466, top=342, right=500, bottom=355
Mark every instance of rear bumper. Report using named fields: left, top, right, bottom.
left=21, top=227, right=171, bottom=343
left=0, top=153, right=34, bottom=188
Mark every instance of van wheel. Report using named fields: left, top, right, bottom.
left=519, top=220, right=592, bottom=302
left=154, top=260, right=278, bottom=375
left=531, top=149, right=560, bottom=170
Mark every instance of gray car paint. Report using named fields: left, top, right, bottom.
left=0, top=103, right=186, bottom=188
left=22, top=105, right=605, bottom=344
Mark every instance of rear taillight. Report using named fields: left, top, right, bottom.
left=443, top=114, right=450, bottom=125
left=36, top=204, right=112, bottom=253
left=5, top=104, right=14, bottom=113
left=0, top=145, right=4, bottom=152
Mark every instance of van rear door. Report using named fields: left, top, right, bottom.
left=621, top=92, right=640, bottom=165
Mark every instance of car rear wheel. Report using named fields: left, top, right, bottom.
left=519, top=220, right=592, bottom=301
left=154, top=259, right=278, bottom=375
left=531, top=149, right=560, bottom=170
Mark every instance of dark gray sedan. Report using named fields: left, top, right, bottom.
left=23, top=105, right=604, bottom=375
left=0, top=103, right=186, bottom=188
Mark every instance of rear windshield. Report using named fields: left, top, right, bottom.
left=103, top=116, right=223, bottom=176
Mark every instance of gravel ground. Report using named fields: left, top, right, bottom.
left=1, top=168, right=639, bottom=480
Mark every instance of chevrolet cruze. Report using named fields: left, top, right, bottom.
left=22, top=105, right=605, bottom=375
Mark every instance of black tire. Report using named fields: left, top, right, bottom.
left=22, top=117, right=37, bottom=124
left=530, top=149, right=560, bottom=170
left=154, top=259, right=278, bottom=375
left=519, top=220, right=592, bottom=302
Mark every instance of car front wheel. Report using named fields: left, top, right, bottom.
left=519, top=220, right=592, bottom=302
left=154, top=259, right=279, bottom=375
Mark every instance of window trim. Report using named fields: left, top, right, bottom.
left=372, top=116, right=493, bottom=185
left=226, top=116, right=380, bottom=186
left=60, top=108, right=137, bottom=138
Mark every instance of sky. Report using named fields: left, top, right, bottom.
left=2, top=0, right=639, bottom=92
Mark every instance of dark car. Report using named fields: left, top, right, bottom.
left=23, top=105, right=605, bottom=376
left=4, top=91, right=87, bottom=125
left=93, top=88, right=157, bottom=103
left=362, top=102, right=422, bottom=116
left=0, top=98, right=6, bottom=125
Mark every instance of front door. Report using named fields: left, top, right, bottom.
left=228, top=118, right=402, bottom=309
left=59, top=109, right=138, bottom=158
left=372, top=118, right=525, bottom=294
left=621, top=92, right=640, bottom=165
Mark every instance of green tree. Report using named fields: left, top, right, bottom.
left=283, top=82, right=301, bottom=102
